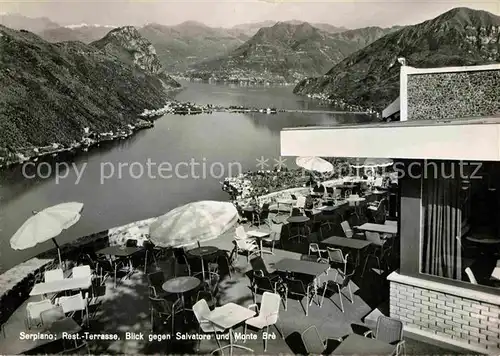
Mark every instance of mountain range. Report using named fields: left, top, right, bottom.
left=294, top=7, right=500, bottom=111
left=0, top=25, right=179, bottom=152
left=189, top=22, right=399, bottom=82
left=0, top=14, right=389, bottom=73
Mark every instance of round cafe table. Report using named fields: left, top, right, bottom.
left=187, top=246, right=220, bottom=282
left=287, top=216, right=310, bottom=241
left=162, top=276, right=201, bottom=311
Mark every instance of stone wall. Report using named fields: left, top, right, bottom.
left=389, top=275, right=500, bottom=354
left=407, top=70, right=500, bottom=121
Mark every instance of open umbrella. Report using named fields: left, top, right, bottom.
left=296, top=156, right=333, bottom=173
left=10, top=202, right=84, bottom=267
left=149, top=201, right=238, bottom=248
left=349, top=158, right=393, bottom=169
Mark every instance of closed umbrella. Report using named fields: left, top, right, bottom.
left=10, top=202, right=84, bottom=267
left=296, top=156, right=334, bottom=173
left=149, top=201, right=238, bottom=248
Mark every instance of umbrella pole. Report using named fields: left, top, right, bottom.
left=52, top=238, right=63, bottom=269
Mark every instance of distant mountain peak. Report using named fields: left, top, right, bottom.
left=65, top=23, right=116, bottom=29
left=294, top=6, right=500, bottom=112
left=175, top=20, right=209, bottom=28
left=92, top=25, right=180, bottom=88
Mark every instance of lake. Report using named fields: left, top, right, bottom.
left=0, top=81, right=371, bottom=272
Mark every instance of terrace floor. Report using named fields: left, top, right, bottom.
left=0, top=214, right=462, bottom=355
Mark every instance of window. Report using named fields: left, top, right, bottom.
left=420, top=161, right=500, bottom=288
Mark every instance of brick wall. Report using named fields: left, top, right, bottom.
left=390, top=280, right=500, bottom=353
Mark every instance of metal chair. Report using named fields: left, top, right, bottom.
left=362, top=231, right=391, bottom=276
left=149, top=296, right=182, bottom=332
left=143, top=240, right=159, bottom=274
left=340, top=220, right=364, bottom=239
left=250, top=256, right=281, bottom=281
left=364, top=315, right=406, bottom=356
left=327, top=247, right=349, bottom=281
left=283, top=276, right=316, bottom=316
left=244, top=292, right=284, bottom=351
left=261, top=221, right=282, bottom=254
left=301, top=325, right=341, bottom=355
left=173, top=248, right=192, bottom=276
left=233, top=239, right=259, bottom=263
left=147, top=271, right=167, bottom=297
left=309, top=243, right=327, bottom=262
left=256, top=203, right=271, bottom=227
left=252, top=270, right=284, bottom=305
left=320, top=270, right=354, bottom=313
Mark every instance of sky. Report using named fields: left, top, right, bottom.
left=1, top=0, right=499, bottom=28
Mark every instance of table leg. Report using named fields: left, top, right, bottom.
left=211, top=327, right=254, bottom=355
left=200, top=257, right=206, bottom=283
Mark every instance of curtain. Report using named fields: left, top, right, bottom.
left=422, top=176, right=462, bottom=279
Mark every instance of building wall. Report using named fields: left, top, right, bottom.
left=390, top=278, right=500, bottom=353
left=406, top=69, right=500, bottom=121
left=391, top=159, right=500, bottom=354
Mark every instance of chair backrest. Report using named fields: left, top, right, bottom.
left=143, top=240, right=156, bottom=251
left=327, top=247, right=346, bottom=264
left=375, top=315, right=404, bottom=344
left=192, top=299, right=211, bottom=324
left=149, top=296, right=176, bottom=314
left=301, top=325, right=326, bottom=354
left=236, top=239, right=253, bottom=250
left=147, top=271, right=165, bottom=288
left=254, top=274, right=275, bottom=292
left=270, top=222, right=282, bottom=239
left=217, top=253, right=232, bottom=277
left=296, top=196, right=306, bottom=208
left=309, top=243, right=320, bottom=253
left=235, top=226, right=247, bottom=239
left=465, top=267, right=478, bottom=284
left=250, top=256, right=269, bottom=276
left=44, top=268, right=64, bottom=282
left=72, top=265, right=91, bottom=279
left=290, top=207, right=301, bottom=216
left=365, top=231, right=383, bottom=245
left=260, top=292, right=281, bottom=325
left=27, top=300, right=54, bottom=320
left=340, top=270, right=355, bottom=289
left=284, top=277, right=306, bottom=295
left=126, top=239, right=138, bottom=247
left=57, top=292, right=86, bottom=313
left=39, top=305, right=65, bottom=326
left=340, top=221, right=353, bottom=238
